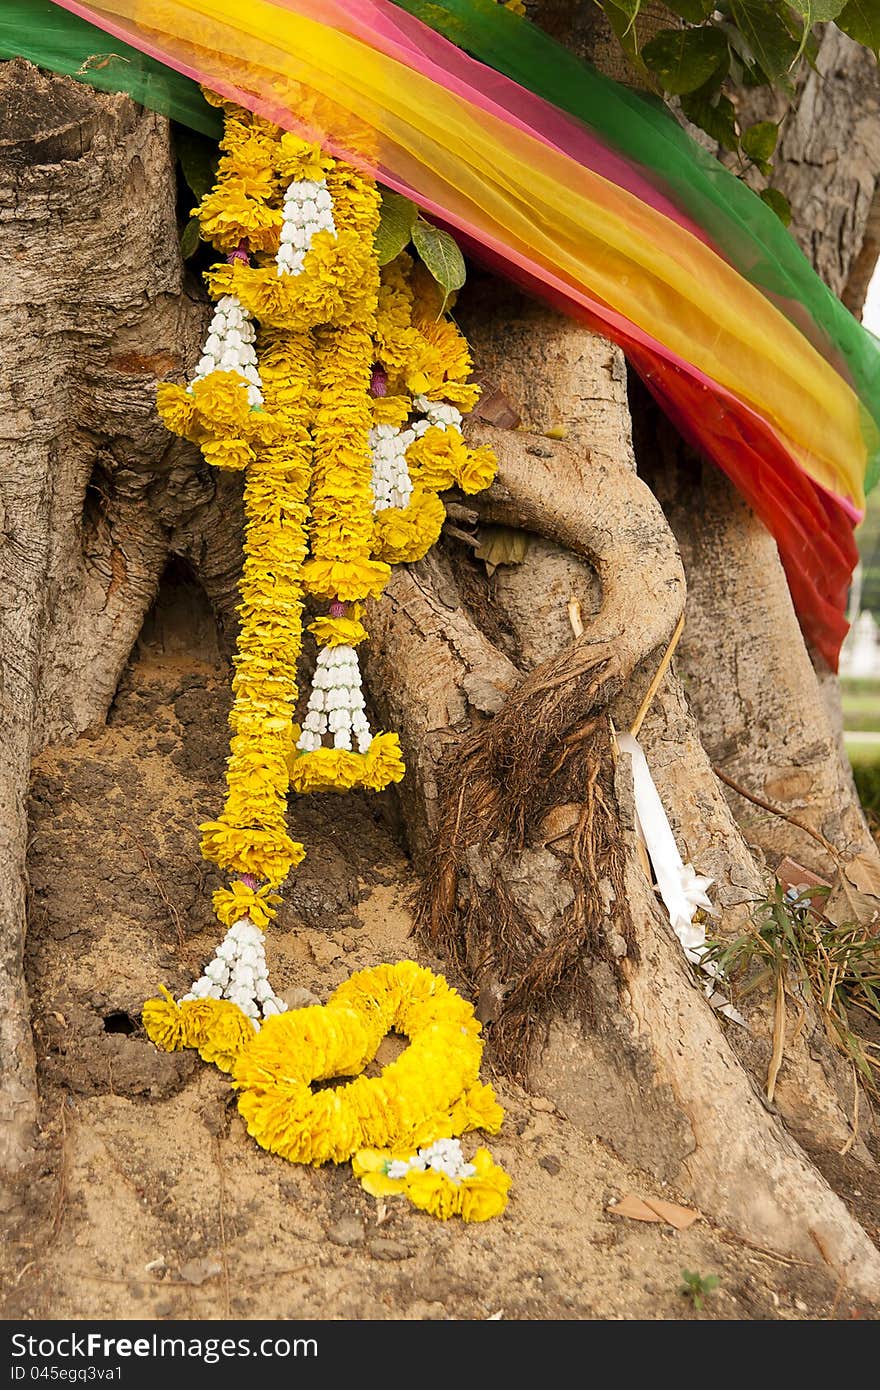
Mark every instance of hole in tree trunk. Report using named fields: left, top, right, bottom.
left=136, top=556, right=221, bottom=663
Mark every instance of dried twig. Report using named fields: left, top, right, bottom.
left=767, top=972, right=786, bottom=1103
left=838, top=1067, right=860, bottom=1157
left=48, top=1097, right=72, bottom=1248
left=122, top=831, right=185, bottom=944
left=630, top=611, right=685, bottom=738
left=711, top=766, right=840, bottom=860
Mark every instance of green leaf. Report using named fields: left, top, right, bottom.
left=837, top=0, right=880, bottom=51
left=175, top=127, right=218, bottom=206
left=662, top=0, right=715, bottom=19
left=729, top=1, right=802, bottom=80
left=680, top=88, right=739, bottom=151
left=760, top=186, right=792, bottom=225
left=374, top=190, right=418, bottom=267
left=642, top=26, right=729, bottom=94
left=786, top=2, right=847, bottom=62
left=599, top=2, right=643, bottom=63
left=411, top=219, right=466, bottom=313
left=600, top=0, right=642, bottom=34
left=787, top=0, right=848, bottom=24
left=741, top=119, right=779, bottom=163
left=180, top=217, right=201, bottom=260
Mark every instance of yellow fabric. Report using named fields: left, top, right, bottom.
left=71, top=0, right=867, bottom=506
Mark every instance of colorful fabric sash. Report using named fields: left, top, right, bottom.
left=6, top=0, right=878, bottom=666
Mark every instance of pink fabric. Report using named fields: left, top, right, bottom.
left=276, top=0, right=714, bottom=246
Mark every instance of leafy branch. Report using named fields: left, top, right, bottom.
left=598, top=1, right=880, bottom=222
left=375, top=189, right=467, bottom=313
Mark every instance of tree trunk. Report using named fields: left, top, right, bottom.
left=2, top=19, right=880, bottom=1295
left=0, top=61, right=241, bottom=1196
left=367, top=285, right=880, bottom=1291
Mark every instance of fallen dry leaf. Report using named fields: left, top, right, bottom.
left=824, top=870, right=880, bottom=929
left=471, top=382, right=521, bottom=430
left=611, top=1194, right=660, bottom=1223
left=610, top=1192, right=700, bottom=1230
left=645, top=1200, right=700, bottom=1231
left=474, top=524, right=529, bottom=573
left=842, top=852, right=880, bottom=899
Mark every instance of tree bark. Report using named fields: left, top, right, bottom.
left=0, top=62, right=240, bottom=1193
left=768, top=25, right=880, bottom=304
left=365, top=286, right=880, bottom=1290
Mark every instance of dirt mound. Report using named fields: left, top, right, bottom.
left=1, top=618, right=868, bottom=1322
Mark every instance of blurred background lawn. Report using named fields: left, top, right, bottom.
left=843, top=677, right=880, bottom=822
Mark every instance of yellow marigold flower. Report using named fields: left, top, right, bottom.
left=370, top=395, right=411, bottom=428
left=300, top=557, right=391, bottom=604
left=142, top=988, right=184, bottom=1052
left=361, top=732, right=406, bottom=791
left=232, top=962, right=494, bottom=1167
left=426, top=380, right=482, bottom=411
left=458, top=443, right=498, bottom=494
left=407, top=427, right=497, bottom=497
left=410, top=318, right=473, bottom=394
left=351, top=1149, right=405, bottom=1197
left=288, top=747, right=362, bottom=794
left=189, top=999, right=258, bottom=1073
left=352, top=1142, right=511, bottom=1221
left=307, top=616, right=369, bottom=648
left=289, top=733, right=405, bottom=795
left=201, top=438, right=255, bottom=472
left=405, top=1168, right=462, bottom=1220
left=275, top=132, right=334, bottom=183
left=199, top=819, right=305, bottom=886
left=156, top=382, right=199, bottom=438
left=458, top=1149, right=512, bottom=1221
left=450, top=1082, right=506, bottom=1136
left=176, top=998, right=221, bottom=1049
left=151, top=996, right=256, bottom=1073
left=213, top=881, right=282, bottom=930
left=189, top=371, right=255, bottom=430
left=407, top=426, right=456, bottom=491
left=371, top=487, right=446, bottom=565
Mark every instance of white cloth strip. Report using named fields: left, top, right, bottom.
left=617, top=732, right=745, bottom=1027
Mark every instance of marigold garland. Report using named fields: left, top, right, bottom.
left=353, top=1143, right=511, bottom=1222
left=146, top=962, right=509, bottom=1217
left=146, top=102, right=505, bottom=1221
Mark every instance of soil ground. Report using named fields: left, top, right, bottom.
left=1, top=575, right=877, bottom=1322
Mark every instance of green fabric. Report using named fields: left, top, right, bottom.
left=0, top=0, right=221, bottom=136
left=393, top=0, right=880, bottom=489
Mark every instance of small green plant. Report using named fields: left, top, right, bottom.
left=704, top=884, right=880, bottom=1098
left=680, top=1269, right=720, bottom=1311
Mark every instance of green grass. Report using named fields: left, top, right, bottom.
left=842, top=678, right=880, bottom=816
left=705, top=886, right=880, bottom=1098
left=844, top=737, right=880, bottom=765
left=851, top=759, right=880, bottom=821
left=841, top=678, right=880, bottom=733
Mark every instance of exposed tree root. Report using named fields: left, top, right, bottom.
left=370, top=379, right=880, bottom=1287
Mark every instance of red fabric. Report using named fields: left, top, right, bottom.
left=629, top=347, right=855, bottom=669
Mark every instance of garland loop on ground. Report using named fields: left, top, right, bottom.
left=145, top=961, right=509, bottom=1220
